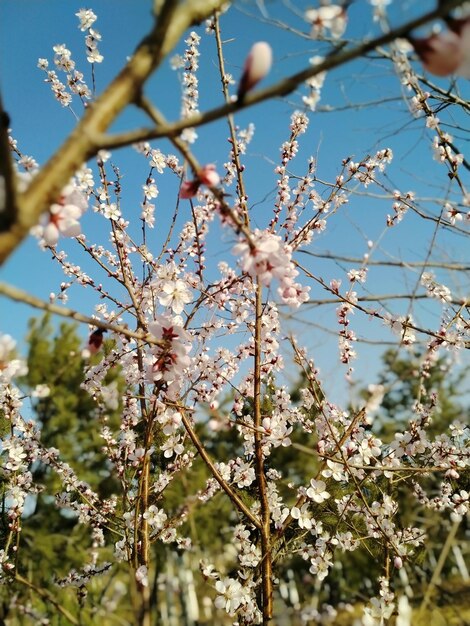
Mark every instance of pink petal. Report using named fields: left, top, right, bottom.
left=198, top=164, right=220, bottom=187
left=412, top=31, right=463, bottom=76
left=179, top=180, right=200, bottom=199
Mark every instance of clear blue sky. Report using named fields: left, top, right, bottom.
left=1, top=0, right=468, bottom=402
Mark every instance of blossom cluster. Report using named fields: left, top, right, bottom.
left=2, top=5, right=470, bottom=625
left=233, top=229, right=310, bottom=307
left=32, top=182, right=88, bottom=246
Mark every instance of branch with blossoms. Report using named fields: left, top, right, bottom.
left=1, top=1, right=470, bottom=625
left=0, top=0, right=467, bottom=265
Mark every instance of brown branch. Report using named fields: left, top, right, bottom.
left=213, top=14, right=251, bottom=227
left=0, top=91, right=17, bottom=232
left=0, top=0, right=228, bottom=265
left=179, top=408, right=261, bottom=530
left=253, top=281, right=273, bottom=623
left=97, top=0, right=467, bottom=150
left=303, top=293, right=468, bottom=306
left=0, top=281, right=165, bottom=347
left=299, top=250, right=470, bottom=271
left=15, top=574, right=80, bottom=625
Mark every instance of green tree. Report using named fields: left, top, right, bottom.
left=0, top=316, right=125, bottom=623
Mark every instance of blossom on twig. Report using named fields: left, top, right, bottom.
left=305, top=5, right=348, bottom=39
left=410, top=19, right=470, bottom=78
left=179, top=164, right=220, bottom=199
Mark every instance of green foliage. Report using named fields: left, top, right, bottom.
left=369, top=348, right=467, bottom=438
left=0, top=315, right=125, bottom=623
left=22, top=315, right=123, bottom=493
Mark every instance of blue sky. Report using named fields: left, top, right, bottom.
left=1, top=0, right=469, bottom=403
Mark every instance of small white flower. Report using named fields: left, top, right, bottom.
left=306, top=479, right=330, bottom=503
left=76, top=8, right=97, bottom=31
left=214, top=577, right=247, bottom=614
left=32, top=384, right=51, bottom=398
left=150, top=149, right=166, bottom=173
left=158, top=279, right=193, bottom=314
left=306, top=5, right=347, bottom=39
left=143, top=505, right=167, bottom=531
left=135, top=565, right=148, bottom=587
left=37, top=184, right=87, bottom=246
left=103, top=203, right=121, bottom=221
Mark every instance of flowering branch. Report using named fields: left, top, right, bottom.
left=179, top=408, right=261, bottom=529
left=14, top=574, right=80, bottom=626
left=96, top=0, right=467, bottom=150
left=0, top=281, right=165, bottom=347
left=0, top=0, right=227, bottom=265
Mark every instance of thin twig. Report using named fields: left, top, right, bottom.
left=97, top=0, right=466, bottom=150
left=179, top=408, right=261, bottom=530
left=0, top=281, right=165, bottom=347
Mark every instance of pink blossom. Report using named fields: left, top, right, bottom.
left=233, top=229, right=309, bottom=307
left=411, top=20, right=470, bottom=78
left=198, top=164, right=220, bottom=187
left=237, top=42, right=272, bottom=100
left=179, top=164, right=220, bottom=199
left=179, top=179, right=200, bottom=199
left=146, top=315, right=192, bottom=399
left=451, top=18, right=470, bottom=78
left=394, top=556, right=403, bottom=569
left=158, top=279, right=193, bottom=314
left=233, top=230, right=290, bottom=286
left=39, top=183, right=88, bottom=245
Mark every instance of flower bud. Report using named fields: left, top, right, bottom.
left=237, top=42, right=272, bottom=100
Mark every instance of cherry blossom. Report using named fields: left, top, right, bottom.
left=0, top=333, right=27, bottom=382
left=179, top=164, right=220, bottom=199
left=35, top=183, right=88, bottom=246
left=306, top=479, right=331, bottom=504
left=214, top=577, right=248, bottom=614
left=411, top=19, right=470, bottom=78
left=4, top=6, right=470, bottom=623
left=75, top=8, right=97, bottom=31
left=146, top=315, right=192, bottom=399
left=158, top=279, right=193, bottom=314
left=305, top=5, right=348, bottom=39
left=232, top=229, right=309, bottom=306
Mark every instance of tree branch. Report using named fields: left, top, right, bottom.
left=97, top=0, right=466, bottom=150
left=0, top=281, right=165, bottom=347
left=0, top=0, right=227, bottom=265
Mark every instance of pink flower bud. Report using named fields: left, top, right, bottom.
left=179, top=179, right=200, bottom=199
left=394, top=556, right=403, bottom=569
left=411, top=31, right=463, bottom=76
left=198, top=164, right=220, bottom=187
left=237, top=42, right=272, bottom=99
left=450, top=18, right=470, bottom=78
left=411, top=19, right=470, bottom=79
left=179, top=165, right=220, bottom=199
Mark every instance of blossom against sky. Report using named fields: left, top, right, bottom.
left=0, top=0, right=469, bottom=401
